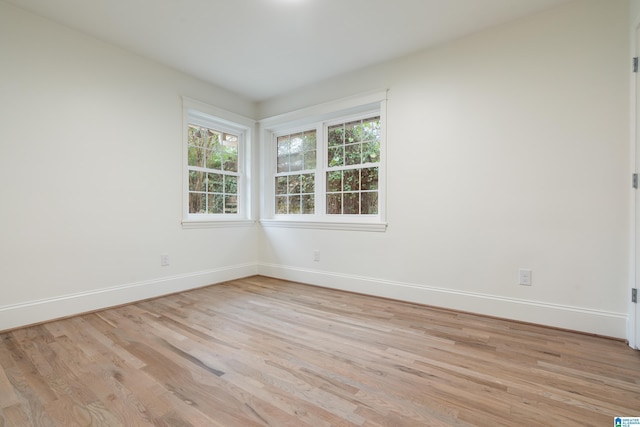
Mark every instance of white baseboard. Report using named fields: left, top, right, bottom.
left=257, top=263, right=628, bottom=339
left=3, top=262, right=627, bottom=340
left=0, top=263, right=258, bottom=332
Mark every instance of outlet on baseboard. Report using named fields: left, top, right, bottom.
left=519, top=269, right=532, bottom=286
left=161, top=254, right=170, bottom=267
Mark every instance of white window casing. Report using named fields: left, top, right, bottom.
left=182, top=97, right=255, bottom=228
left=259, top=90, right=388, bottom=232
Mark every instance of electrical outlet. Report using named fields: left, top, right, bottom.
left=161, top=254, right=170, bottom=266
left=313, top=250, right=320, bottom=262
left=519, top=269, right=532, bottom=286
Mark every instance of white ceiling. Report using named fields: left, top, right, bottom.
left=5, top=0, right=572, bottom=101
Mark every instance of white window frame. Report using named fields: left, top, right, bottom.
left=182, top=97, right=255, bottom=229
left=259, top=90, right=387, bottom=232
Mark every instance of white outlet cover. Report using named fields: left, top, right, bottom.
left=519, top=269, right=532, bottom=286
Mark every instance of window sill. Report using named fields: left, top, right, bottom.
left=182, top=219, right=256, bottom=229
left=259, top=219, right=387, bottom=232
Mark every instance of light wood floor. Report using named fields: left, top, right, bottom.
left=1, top=276, right=639, bottom=426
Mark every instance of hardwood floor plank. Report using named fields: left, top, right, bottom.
left=0, top=368, right=20, bottom=410
left=1, top=276, right=640, bottom=426
left=1, top=404, right=30, bottom=426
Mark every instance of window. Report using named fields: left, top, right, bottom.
left=187, top=125, right=239, bottom=214
left=326, top=116, right=380, bottom=215
left=275, top=130, right=317, bottom=214
left=260, top=91, right=387, bottom=231
left=182, top=97, right=254, bottom=228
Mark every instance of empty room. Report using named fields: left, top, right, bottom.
left=1, top=0, right=640, bottom=425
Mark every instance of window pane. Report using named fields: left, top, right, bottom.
left=303, top=131, right=316, bottom=151
left=223, top=154, right=237, bottom=172
left=362, top=140, right=380, bottom=164
left=345, top=143, right=361, bottom=166
left=290, top=133, right=303, bottom=153
left=344, top=192, right=360, bottom=214
left=208, top=173, right=223, bottom=193
left=224, top=175, right=238, bottom=194
left=188, top=124, right=198, bottom=144
left=289, top=195, right=301, bottom=214
left=203, top=129, right=219, bottom=148
left=328, top=125, right=344, bottom=147
left=304, top=150, right=316, bottom=170
left=276, top=196, right=288, bottom=214
left=204, top=131, right=221, bottom=170
left=224, top=195, right=238, bottom=214
left=189, top=171, right=206, bottom=192
left=327, top=193, right=342, bottom=214
left=362, top=117, right=380, bottom=142
left=277, top=136, right=290, bottom=173
left=328, top=146, right=343, bottom=167
left=290, top=134, right=303, bottom=172
left=277, top=154, right=289, bottom=173
left=290, top=152, right=303, bottom=172
left=361, top=167, right=378, bottom=191
left=288, top=175, right=300, bottom=194
left=275, top=176, right=287, bottom=195
left=361, top=192, right=378, bottom=215
left=207, top=194, right=223, bottom=214
left=326, top=171, right=342, bottom=192
left=188, top=125, right=205, bottom=147
left=344, top=121, right=361, bottom=143
left=188, top=146, right=203, bottom=167
left=343, top=169, right=359, bottom=191
left=223, top=134, right=238, bottom=172
left=189, top=192, right=206, bottom=214
left=206, top=148, right=222, bottom=170
left=301, top=194, right=314, bottom=214
left=277, top=136, right=290, bottom=153
left=301, top=173, right=315, bottom=193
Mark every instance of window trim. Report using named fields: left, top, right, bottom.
left=259, top=90, right=388, bottom=232
left=182, top=97, right=256, bottom=229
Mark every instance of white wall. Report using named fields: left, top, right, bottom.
left=0, top=0, right=632, bottom=339
left=257, top=0, right=631, bottom=338
left=0, top=1, right=258, bottom=330
left=633, top=0, right=640, bottom=23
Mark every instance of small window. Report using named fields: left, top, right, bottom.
left=326, top=116, right=380, bottom=215
left=275, top=130, right=317, bottom=215
left=182, top=98, right=254, bottom=228
left=187, top=125, right=239, bottom=214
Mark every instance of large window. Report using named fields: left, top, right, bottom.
left=182, top=97, right=254, bottom=228
left=261, top=92, right=386, bottom=231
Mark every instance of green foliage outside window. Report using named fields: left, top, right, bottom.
left=326, top=116, right=380, bottom=215
left=188, top=124, right=239, bottom=214
left=273, top=115, right=380, bottom=217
